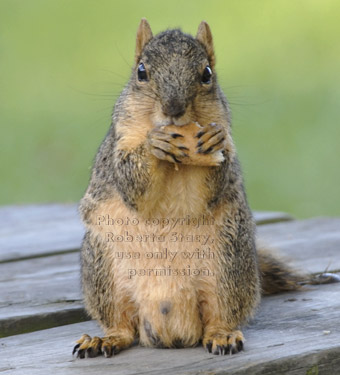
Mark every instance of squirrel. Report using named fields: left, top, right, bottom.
left=72, top=19, right=337, bottom=359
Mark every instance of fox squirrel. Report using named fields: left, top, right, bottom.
left=72, top=19, right=330, bottom=358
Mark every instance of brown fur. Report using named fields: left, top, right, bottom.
left=74, top=19, right=303, bottom=359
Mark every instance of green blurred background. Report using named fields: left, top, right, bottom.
left=1, top=0, right=339, bottom=218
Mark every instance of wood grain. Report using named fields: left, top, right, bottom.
left=0, top=204, right=82, bottom=262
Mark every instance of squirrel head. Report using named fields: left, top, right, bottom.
left=129, top=19, right=226, bottom=127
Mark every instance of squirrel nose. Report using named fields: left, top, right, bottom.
left=162, top=100, right=186, bottom=118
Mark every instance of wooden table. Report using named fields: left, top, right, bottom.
left=0, top=204, right=339, bottom=374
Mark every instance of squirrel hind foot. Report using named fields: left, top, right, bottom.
left=73, top=334, right=103, bottom=359
left=203, top=330, right=244, bottom=355
left=73, top=333, right=133, bottom=359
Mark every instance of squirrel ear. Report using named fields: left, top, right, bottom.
left=196, top=21, right=215, bottom=68
left=135, top=18, right=153, bottom=64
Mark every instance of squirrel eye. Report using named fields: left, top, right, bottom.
left=201, top=65, right=212, bottom=84
left=137, top=63, right=148, bottom=82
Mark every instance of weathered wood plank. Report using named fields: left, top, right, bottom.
left=0, top=204, right=293, bottom=262
left=0, top=303, right=88, bottom=338
left=1, top=282, right=339, bottom=375
left=0, top=204, right=83, bottom=262
left=0, top=253, right=87, bottom=337
left=257, top=217, right=340, bottom=274
left=0, top=253, right=80, bottom=304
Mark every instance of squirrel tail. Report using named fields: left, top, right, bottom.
left=258, top=248, right=340, bottom=295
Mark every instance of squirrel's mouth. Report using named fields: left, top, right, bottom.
left=151, top=102, right=195, bottom=127
left=153, top=118, right=173, bottom=127
left=172, top=117, right=192, bottom=126
left=154, top=116, right=194, bottom=128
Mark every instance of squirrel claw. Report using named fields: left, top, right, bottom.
left=195, top=130, right=206, bottom=138
left=171, top=133, right=184, bottom=138
left=205, top=341, right=213, bottom=353
left=72, top=343, right=80, bottom=355
left=203, top=147, right=214, bottom=154
left=178, top=145, right=189, bottom=151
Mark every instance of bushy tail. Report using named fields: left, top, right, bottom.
left=258, top=248, right=340, bottom=295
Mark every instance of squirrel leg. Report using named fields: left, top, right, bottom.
left=199, top=288, right=245, bottom=355
left=198, top=225, right=259, bottom=356
left=74, top=233, right=137, bottom=359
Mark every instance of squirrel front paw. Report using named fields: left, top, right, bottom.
left=147, top=127, right=190, bottom=164
left=195, top=122, right=227, bottom=155
left=148, top=122, right=227, bottom=167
